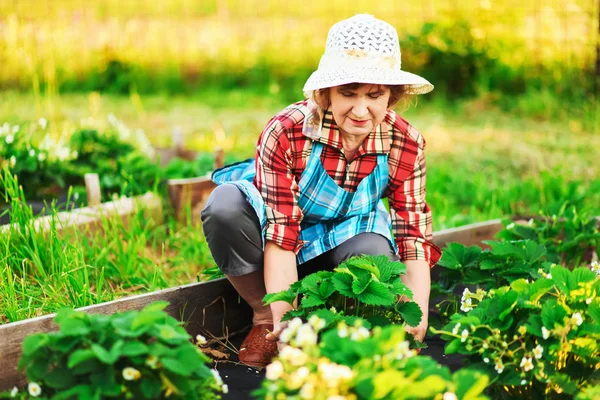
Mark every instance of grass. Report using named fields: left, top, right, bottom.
left=0, top=171, right=214, bottom=324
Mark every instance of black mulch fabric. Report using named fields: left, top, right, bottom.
left=211, top=328, right=465, bottom=400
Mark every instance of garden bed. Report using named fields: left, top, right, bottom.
left=0, top=219, right=504, bottom=392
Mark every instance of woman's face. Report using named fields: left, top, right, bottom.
left=329, top=84, right=391, bottom=139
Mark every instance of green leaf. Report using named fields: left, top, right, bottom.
left=154, top=324, right=190, bottom=344
left=588, top=302, right=600, bottom=325
left=541, top=299, right=568, bottom=329
left=445, top=338, right=463, bottom=354
left=498, top=290, right=518, bottom=321
left=351, top=273, right=372, bottom=295
left=319, top=280, right=336, bottom=299
left=523, top=241, right=546, bottom=263
left=91, top=340, right=123, bottom=364
left=529, top=278, right=555, bottom=302
left=377, top=257, right=405, bottom=282
left=345, top=256, right=381, bottom=279
left=45, top=366, right=76, bottom=389
left=121, top=341, right=149, bottom=357
left=68, top=349, right=97, bottom=368
left=332, top=273, right=356, bottom=298
left=438, top=242, right=482, bottom=270
left=485, top=241, right=522, bottom=258
left=390, top=280, right=413, bottom=298
left=141, top=378, right=163, bottom=398
left=21, top=334, right=49, bottom=356
left=162, top=357, right=194, bottom=377
left=357, top=280, right=396, bottom=306
left=572, top=267, right=598, bottom=285
left=142, top=301, right=170, bottom=312
left=263, top=289, right=296, bottom=306
left=551, top=265, right=574, bottom=294
left=300, top=293, right=327, bottom=308
left=395, top=302, right=422, bottom=327
left=59, top=317, right=91, bottom=337
left=453, top=369, right=489, bottom=400
left=131, top=310, right=167, bottom=331
left=550, top=373, right=579, bottom=395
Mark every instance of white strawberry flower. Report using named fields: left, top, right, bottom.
left=350, top=326, right=370, bottom=341
left=5, top=134, right=14, bottom=144
left=308, top=315, right=326, bottom=331
left=494, top=359, right=504, bottom=374
left=38, top=118, right=48, bottom=129
left=542, top=326, right=550, bottom=340
left=337, top=323, right=349, bottom=338
left=10, top=387, right=18, bottom=397
left=28, top=382, right=42, bottom=397
left=533, top=344, right=544, bottom=359
left=122, top=367, right=141, bottom=381
left=442, top=393, right=458, bottom=400
left=520, top=357, right=534, bottom=372
left=222, top=384, right=229, bottom=394
left=461, top=329, right=469, bottom=343
left=295, top=323, right=318, bottom=347
left=211, top=369, right=223, bottom=386
left=483, top=357, right=490, bottom=363
left=591, top=261, right=600, bottom=275
left=196, top=334, right=207, bottom=346
left=460, top=297, right=473, bottom=312
left=279, top=346, right=308, bottom=366
left=265, top=361, right=284, bottom=381
left=571, top=312, right=583, bottom=326
left=452, top=323, right=461, bottom=335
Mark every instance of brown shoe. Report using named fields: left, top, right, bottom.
left=238, top=324, right=278, bottom=367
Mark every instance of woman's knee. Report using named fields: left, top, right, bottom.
left=201, top=184, right=249, bottom=226
left=330, top=233, right=396, bottom=265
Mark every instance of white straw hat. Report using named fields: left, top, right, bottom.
left=303, top=14, right=433, bottom=95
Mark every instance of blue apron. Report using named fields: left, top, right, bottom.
left=212, top=141, right=397, bottom=264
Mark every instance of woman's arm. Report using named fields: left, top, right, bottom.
left=264, top=241, right=298, bottom=340
left=402, top=259, right=431, bottom=342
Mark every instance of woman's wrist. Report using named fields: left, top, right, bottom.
left=264, top=241, right=298, bottom=326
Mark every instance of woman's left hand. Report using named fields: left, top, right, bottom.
left=404, top=311, right=428, bottom=343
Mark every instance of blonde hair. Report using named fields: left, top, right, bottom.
left=311, top=83, right=413, bottom=113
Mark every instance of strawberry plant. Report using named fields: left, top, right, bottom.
left=432, top=265, right=600, bottom=398
left=12, top=302, right=226, bottom=399
left=255, top=317, right=489, bottom=400
left=263, top=255, right=423, bottom=331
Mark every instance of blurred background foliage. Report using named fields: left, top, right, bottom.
left=0, top=0, right=597, bottom=122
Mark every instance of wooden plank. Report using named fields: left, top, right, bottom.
left=0, top=278, right=252, bottom=390
left=0, top=192, right=163, bottom=238
left=167, top=176, right=216, bottom=223
left=432, top=219, right=504, bottom=249
left=84, top=173, right=101, bottom=206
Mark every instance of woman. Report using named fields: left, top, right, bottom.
left=201, top=14, right=441, bottom=367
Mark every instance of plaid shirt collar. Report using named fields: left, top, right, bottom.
left=302, top=100, right=392, bottom=156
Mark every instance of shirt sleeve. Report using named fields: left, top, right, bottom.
left=388, top=134, right=442, bottom=267
left=254, top=119, right=304, bottom=253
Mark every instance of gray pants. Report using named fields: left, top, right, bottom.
left=201, top=184, right=399, bottom=277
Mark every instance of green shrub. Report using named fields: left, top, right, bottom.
left=264, top=255, right=423, bottom=336
left=432, top=265, right=600, bottom=398
left=255, top=317, right=489, bottom=400
left=13, top=302, right=225, bottom=399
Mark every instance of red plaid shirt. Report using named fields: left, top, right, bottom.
left=254, top=100, right=441, bottom=267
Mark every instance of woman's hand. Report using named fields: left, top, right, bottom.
left=263, top=241, right=298, bottom=345
left=404, top=303, right=428, bottom=342
left=401, top=259, right=431, bottom=343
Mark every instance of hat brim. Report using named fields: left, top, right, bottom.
left=303, top=67, right=433, bottom=95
